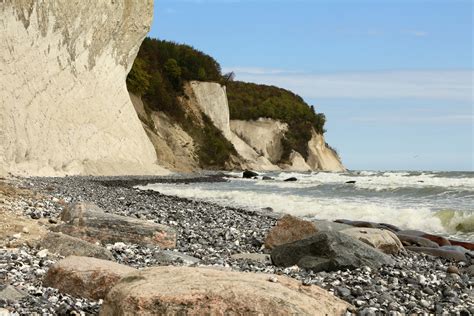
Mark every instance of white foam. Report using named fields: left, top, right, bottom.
left=139, top=182, right=446, bottom=234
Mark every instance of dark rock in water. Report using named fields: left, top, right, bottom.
left=448, top=239, right=474, bottom=251
left=264, top=215, right=318, bottom=250
left=378, top=223, right=401, bottom=233
left=405, top=246, right=467, bottom=262
left=345, top=181, right=356, bottom=184
left=396, top=234, right=440, bottom=248
left=271, top=231, right=395, bottom=272
left=333, top=220, right=400, bottom=233
left=284, top=177, right=298, bottom=182
left=52, top=202, right=177, bottom=249
left=313, top=220, right=352, bottom=232
left=398, top=230, right=451, bottom=247
left=262, top=176, right=274, bottom=181
left=243, top=170, right=259, bottom=179
left=39, top=232, right=114, bottom=260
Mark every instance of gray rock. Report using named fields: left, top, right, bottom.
left=52, top=202, right=176, bottom=248
left=271, top=231, right=395, bottom=272
left=153, top=250, right=201, bottom=266
left=231, top=253, right=271, bottom=264
left=0, top=285, right=28, bottom=302
left=406, top=246, right=467, bottom=262
left=39, top=232, right=114, bottom=260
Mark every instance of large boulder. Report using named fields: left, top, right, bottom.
left=271, top=231, right=395, bottom=272
left=264, top=215, right=318, bottom=250
left=99, top=267, right=351, bottom=315
left=0, top=0, right=168, bottom=176
left=340, top=228, right=404, bottom=254
left=43, top=256, right=135, bottom=300
left=39, top=232, right=114, bottom=260
left=52, top=202, right=176, bottom=248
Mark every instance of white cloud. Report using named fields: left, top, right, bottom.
left=225, top=68, right=473, bottom=101
left=406, top=30, right=429, bottom=37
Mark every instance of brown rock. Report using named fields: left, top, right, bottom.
left=447, top=265, right=460, bottom=275
left=99, top=266, right=351, bottom=315
left=43, top=256, right=136, bottom=300
left=264, top=215, right=318, bottom=250
left=448, top=239, right=474, bottom=251
left=341, top=228, right=404, bottom=254
left=396, top=234, right=439, bottom=248
left=398, top=230, right=451, bottom=247
left=39, top=232, right=114, bottom=260
left=406, top=246, right=467, bottom=262
left=52, top=202, right=176, bottom=248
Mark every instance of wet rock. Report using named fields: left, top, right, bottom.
left=100, top=267, right=352, bottom=315
left=243, top=170, right=259, bottom=179
left=264, top=215, right=318, bottom=250
left=283, top=177, right=298, bottom=182
left=341, top=228, right=404, bottom=254
left=406, top=246, right=467, bottom=262
left=345, top=181, right=356, bottom=184
left=39, top=232, right=114, bottom=260
left=261, top=176, right=274, bottom=181
left=43, top=256, right=136, bottom=300
left=52, top=202, right=176, bottom=248
left=448, top=240, right=474, bottom=251
left=314, top=220, right=352, bottom=232
left=396, top=234, right=439, bottom=248
left=398, top=230, right=451, bottom=247
left=271, top=231, right=395, bottom=272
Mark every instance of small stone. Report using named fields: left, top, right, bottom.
left=37, top=249, right=48, bottom=258
left=420, top=299, right=430, bottom=308
left=447, top=266, right=460, bottom=275
left=268, top=276, right=278, bottom=283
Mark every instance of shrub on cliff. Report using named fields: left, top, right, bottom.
left=226, top=81, right=326, bottom=160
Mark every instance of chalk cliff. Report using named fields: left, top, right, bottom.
left=0, top=0, right=167, bottom=176
left=189, top=81, right=345, bottom=172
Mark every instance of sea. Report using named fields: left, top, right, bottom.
left=141, top=171, right=474, bottom=241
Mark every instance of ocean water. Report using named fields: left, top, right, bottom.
left=140, top=171, right=474, bottom=241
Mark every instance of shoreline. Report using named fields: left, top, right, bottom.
left=1, top=175, right=473, bottom=314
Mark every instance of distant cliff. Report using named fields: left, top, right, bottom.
left=0, top=0, right=168, bottom=176
left=131, top=81, right=345, bottom=172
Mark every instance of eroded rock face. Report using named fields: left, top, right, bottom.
left=100, top=266, right=351, bottom=315
left=0, top=0, right=167, bottom=176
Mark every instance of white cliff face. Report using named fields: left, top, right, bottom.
left=190, top=81, right=232, bottom=139
left=189, top=81, right=345, bottom=172
left=0, top=0, right=168, bottom=176
left=230, top=119, right=288, bottom=164
left=307, top=130, right=346, bottom=172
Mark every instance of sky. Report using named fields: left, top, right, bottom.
left=149, top=0, right=473, bottom=171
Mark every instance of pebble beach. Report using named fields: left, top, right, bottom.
left=1, top=175, right=473, bottom=315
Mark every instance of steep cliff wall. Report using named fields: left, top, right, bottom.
left=307, top=130, right=346, bottom=172
left=189, top=81, right=345, bottom=172
left=0, top=0, right=167, bottom=176
left=190, top=81, right=276, bottom=170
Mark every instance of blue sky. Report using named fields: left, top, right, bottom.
left=150, top=0, right=473, bottom=171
